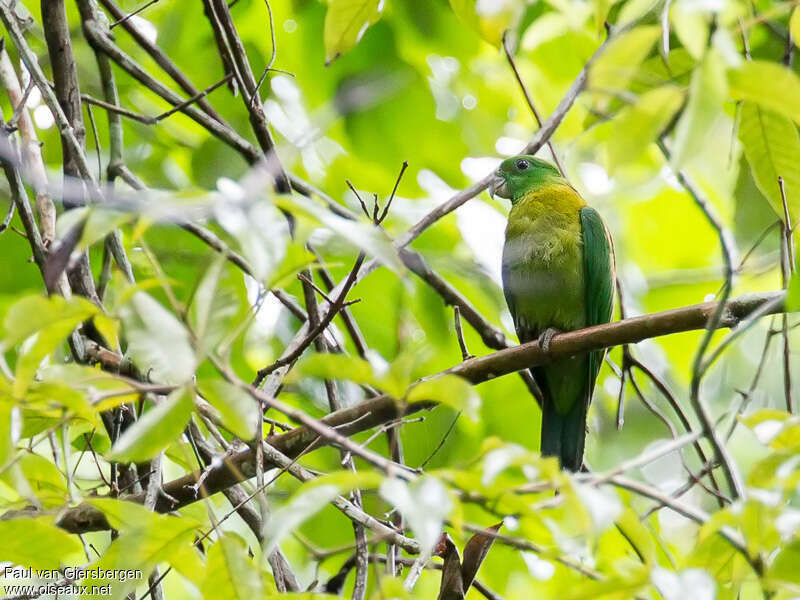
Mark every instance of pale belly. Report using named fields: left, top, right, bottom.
left=501, top=232, right=586, bottom=342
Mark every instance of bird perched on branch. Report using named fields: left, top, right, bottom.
left=492, top=156, right=615, bottom=471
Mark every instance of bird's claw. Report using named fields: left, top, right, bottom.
left=538, top=328, right=561, bottom=354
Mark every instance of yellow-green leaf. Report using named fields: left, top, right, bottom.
left=201, top=534, right=262, bottom=600
left=291, top=353, right=379, bottom=387
left=729, top=61, right=800, bottom=124
left=407, top=374, right=481, bottom=420
left=2, top=295, right=98, bottom=348
left=603, top=85, right=685, bottom=170
left=108, top=386, right=194, bottom=463
left=0, top=517, right=83, bottom=569
left=791, top=7, right=800, bottom=50
left=738, top=102, right=800, bottom=222
left=197, top=378, right=260, bottom=440
left=670, top=49, right=727, bottom=169
left=324, top=0, right=385, bottom=65
left=670, top=0, right=709, bottom=59
left=590, top=26, right=660, bottom=92
left=448, top=0, right=520, bottom=47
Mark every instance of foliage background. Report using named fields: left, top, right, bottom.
left=1, top=0, right=800, bottom=598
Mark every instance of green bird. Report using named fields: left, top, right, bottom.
left=492, top=155, right=615, bottom=471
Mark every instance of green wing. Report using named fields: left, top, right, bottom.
left=579, top=206, right=615, bottom=388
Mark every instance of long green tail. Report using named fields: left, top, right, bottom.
left=539, top=392, right=588, bottom=472
left=534, top=361, right=591, bottom=472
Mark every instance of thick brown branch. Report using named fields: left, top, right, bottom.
left=448, top=292, right=784, bottom=384
left=47, top=290, right=785, bottom=535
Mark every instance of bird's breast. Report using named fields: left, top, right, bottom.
left=502, top=205, right=586, bottom=336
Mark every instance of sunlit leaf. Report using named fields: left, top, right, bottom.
left=407, top=375, right=481, bottom=420
left=590, top=26, right=660, bottom=92
left=201, top=533, right=263, bottom=600
left=263, top=484, right=341, bottom=556
left=769, top=539, right=800, bottom=585
left=379, top=476, right=452, bottom=556
left=448, top=0, right=521, bottom=47
left=738, top=102, right=800, bottom=222
left=2, top=295, right=99, bottom=396
left=120, top=292, right=197, bottom=383
left=791, top=7, right=800, bottom=50
left=594, top=85, right=684, bottom=171
left=670, top=0, right=708, bottom=59
left=108, top=386, right=194, bottom=463
left=324, top=0, right=385, bottom=65
left=670, top=49, right=727, bottom=168
left=197, top=378, right=260, bottom=440
left=2, top=295, right=98, bottom=348
left=291, top=353, right=379, bottom=387
left=0, top=517, right=83, bottom=569
left=729, top=61, right=800, bottom=125
left=276, top=193, right=403, bottom=273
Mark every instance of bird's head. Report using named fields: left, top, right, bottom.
left=490, top=155, right=562, bottom=203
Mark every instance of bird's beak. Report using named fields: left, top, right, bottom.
left=489, top=172, right=510, bottom=200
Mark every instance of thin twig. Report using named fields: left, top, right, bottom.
left=453, top=306, right=473, bottom=361
left=377, top=160, right=408, bottom=224
left=110, top=0, right=160, bottom=28
left=254, top=253, right=365, bottom=384
left=502, top=34, right=565, bottom=176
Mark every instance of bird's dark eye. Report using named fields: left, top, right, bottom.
left=515, top=159, right=530, bottom=171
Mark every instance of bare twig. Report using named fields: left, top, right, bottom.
left=50, top=290, right=788, bottom=534
left=779, top=176, right=795, bottom=273
left=779, top=176, right=794, bottom=413
left=377, top=160, right=408, bottom=225
left=110, top=0, right=160, bottom=29
left=98, top=0, right=230, bottom=124
left=502, top=34, right=565, bottom=176
left=453, top=306, right=473, bottom=361
left=254, top=253, right=365, bottom=384
left=657, top=138, right=743, bottom=501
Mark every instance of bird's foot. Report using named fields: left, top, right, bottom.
left=538, top=328, right=561, bottom=354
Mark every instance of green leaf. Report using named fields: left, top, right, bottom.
left=220, top=199, right=291, bottom=283
left=406, top=375, right=481, bottom=420
left=769, top=539, right=800, bottom=584
left=791, top=7, right=800, bottom=50
left=590, top=26, right=660, bottom=92
left=291, top=353, right=379, bottom=387
left=197, top=378, right=260, bottom=440
left=189, top=254, right=241, bottom=355
left=738, top=102, right=800, bottom=222
left=788, top=272, right=800, bottom=312
left=670, top=0, right=708, bottom=59
left=108, top=386, right=194, bottom=463
left=201, top=534, right=263, bottom=600
left=79, top=505, right=202, bottom=598
left=120, top=292, right=197, bottom=383
left=599, top=85, right=685, bottom=171
left=670, top=50, right=727, bottom=169
left=88, top=497, right=169, bottom=531
left=82, top=208, right=134, bottom=250
left=0, top=517, right=83, bottom=569
left=2, top=295, right=98, bottom=348
left=2, top=295, right=99, bottom=396
left=323, top=0, right=385, bottom=65
left=0, top=401, right=15, bottom=469
left=276, top=193, right=403, bottom=273
left=263, top=484, right=341, bottom=556
left=729, top=61, right=800, bottom=125
left=379, top=475, right=452, bottom=556
left=448, top=0, right=521, bottom=47
left=8, top=452, right=68, bottom=500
